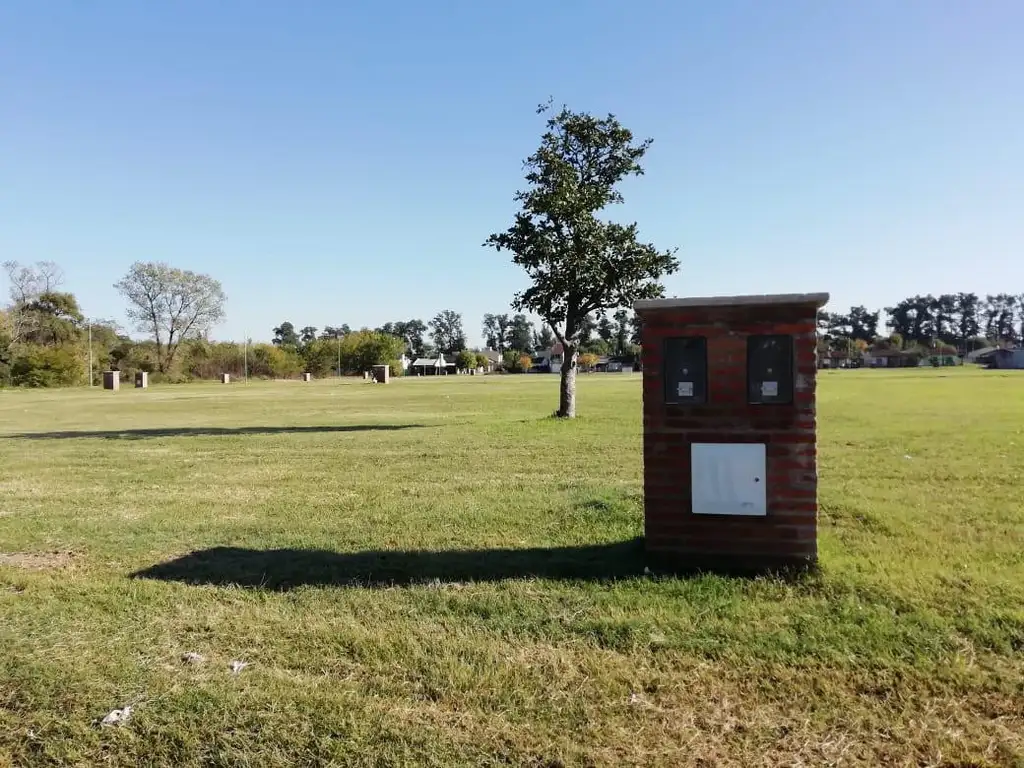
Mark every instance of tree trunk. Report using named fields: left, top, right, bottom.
left=557, top=343, right=579, bottom=418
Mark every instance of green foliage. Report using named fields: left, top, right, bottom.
left=115, top=262, right=227, bottom=372
left=481, top=313, right=511, bottom=353
left=533, top=324, right=555, bottom=351
left=184, top=342, right=245, bottom=380
left=456, top=349, right=477, bottom=371
left=338, top=331, right=406, bottom=374
left=249, top=343, right=303, bottom=379
left=22, top=291, right=84, bottom=346
left=484, top=104, right=678, bottom=344
left=377, top=320, right=427, bottom=357
left=508, top=314, right=534, bottom=353
left=273, top=321, right=300, bottom=348
left=475, top=352, right=490, bottom=369
left=501, top=350, right=524, bottom=372
left=10, top=344, right=85, bottom=387
left=387, top=359, right=406, bottom=377
left=429, top=310, right=466, bottom=354
left=300, top=338, right=335, bottom=377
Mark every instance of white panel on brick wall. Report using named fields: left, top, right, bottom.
left=691, top=443, right=767, bottom=516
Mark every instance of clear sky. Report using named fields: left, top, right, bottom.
left=2, top=1, right=1022, bottom=344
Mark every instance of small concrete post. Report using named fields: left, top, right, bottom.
left=135, top=371, right=148, bottom=389
left=221, top=373, right=231, bottom=384
left=371, top=364, right=390, bottom=384
left=102, top=371, right=120, bottom=391
left=302, top=372, right=312, bottom=382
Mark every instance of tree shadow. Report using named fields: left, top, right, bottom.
left=132, top=539, right=650, bottom=590
left=4, top=424, right=427, bottom=440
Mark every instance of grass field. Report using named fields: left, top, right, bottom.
left=1, top=370, right=1022, bottom=766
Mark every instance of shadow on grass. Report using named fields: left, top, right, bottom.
left=132, top=539, right=650, bottom=589
left=4, top=424, right=427, bottom=440
left=132, top=540, right=812, bottom=589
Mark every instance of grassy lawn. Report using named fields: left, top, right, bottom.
left=1, top=370, right=1022, bottom=766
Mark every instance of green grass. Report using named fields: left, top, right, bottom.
left=1, top=370, right=1022, bottom=766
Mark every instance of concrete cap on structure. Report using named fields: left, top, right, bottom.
left=634, top=292, right=830, bottom=312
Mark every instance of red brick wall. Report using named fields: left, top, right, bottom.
left=637, top=302, right=819, bottom=570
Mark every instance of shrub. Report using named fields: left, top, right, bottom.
left=300, top=339, right=335, bottom=378
left=11, top=345, right=85, bottom=387
left=338, top=331, right=405, bottom=374
left=475, top=353, right=490, bottom=369
left=456, top=349, right=477, bottom=371
left=387, top=359, right=406, bottom=377
left=250, top=344, right=302, bottom=379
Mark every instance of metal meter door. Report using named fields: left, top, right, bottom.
left=747, top=335, right=794, bottom=404
left=690, top=443, right=767, bottom=516
left=663, top=337, right=707, bottom=404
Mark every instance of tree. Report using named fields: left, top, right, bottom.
left=597, top=315, right=615, bottom=346
left=429, top=310, right=466, bottom=354
left=533, top=325, right=555, bottom=351
left=485, top=103, right=678, bottom=417
left=3, top=260, right=66, bottom=348
left=23, top=291, right=84, bottom=346
left=337, top=331, right=406, bottom=373
left=846, top=306, right=879, bottom=343
left=320, top=324, right=351, bottom=340
left=577, top=314, right=598, bottom=346
left=578, top=352, right=600, bottom=371
left=379, top=319, right=428, bottom=357
left=456, top=349, right=477, bottom=371
left=481, top=313, right=511, bottom=352
left=629, top=313, right=642, bottom=346
left=300, top=338, right=335, bottom=377
left=475, top=352, right=490, bottom=369
left=508, top=314, right=534, bottom=353
left=519, top=354, right=533, bottom=373
left=3, top=260, right=64, bottom=306
left=299, top=326, right=318, bottom=346
left=115, top=262, right=226, bottom=373
left=273, top=322, right=300, bottom=348
left=953, top=293, right=980, bottom=346
left=612, top=309, right=631, bottom=355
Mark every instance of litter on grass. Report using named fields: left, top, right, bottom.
left=100, top=706, right=132, bottom=726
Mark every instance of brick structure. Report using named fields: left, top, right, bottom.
left=634, top=293, right=829, bottom=573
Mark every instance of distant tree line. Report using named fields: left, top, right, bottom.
left=819, top=293, right=1024, bottom=358
left=481, top=310, right=641, bottom=360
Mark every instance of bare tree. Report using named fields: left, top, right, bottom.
left=2, top=260, right=65, bottom=347
left=114, top=262, right=226, bottom=372
left=3, top=260, right=64, bottom=305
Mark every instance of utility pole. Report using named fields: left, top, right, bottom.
left=88, top=321, right=93, bottom=386
left=243, top=331, right=248, bottom=384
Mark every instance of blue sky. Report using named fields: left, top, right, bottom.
left=2, top=1, right=1022, bottom=344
